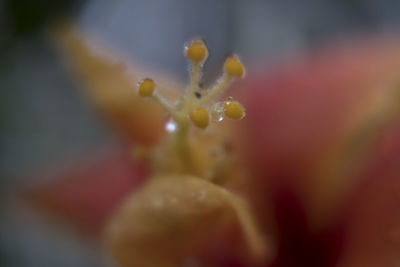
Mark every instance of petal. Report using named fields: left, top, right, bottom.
left=53, top=24, right=182, bottom=146
left=234, top=36, right=400, bottom=228
left=339, top=125, right=400, bottom=267
left=24, top=146, right=147, bottom=235
left=105, top=175, right=268, bottom=267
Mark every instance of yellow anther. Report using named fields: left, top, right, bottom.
left=185, top=39, right=208, bottom=63
left=138, top=78, right=155, bottom=97
left=224, top=55, right=245, bottom=78
left=224, top=101, right=245, bottom=120
left=189, top=108, right=210, bottom=128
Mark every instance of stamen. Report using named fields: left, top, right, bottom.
left=224, top=101, right=246, bottom=120
left=182, top=40, right=208, bottom=114
left=185, top=39, right=208, bottom=63
left=136, top=38, right=246, bottom=166
left=102, top=27, right=271, bottom=266
left=224, top=54, right=245, bottom=78
left=193, top=55, right=246, bottom=108
left=151, top=93, right=179, bottom=120
left=193, top=74, right=232, bottom=108
left=189, top=108, right=210, bottom=128
left=138, top=78, right=155, bottom=97
left=183, top=62, right=201, bottom=113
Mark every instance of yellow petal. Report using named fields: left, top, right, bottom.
left=105, top=175, right=269, bottom=267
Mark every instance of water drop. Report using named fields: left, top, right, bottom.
left=210, top=102, right=225, bottom=122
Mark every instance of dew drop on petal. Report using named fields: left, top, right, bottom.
left=165, top=118, right=177, bottom=133
left=210, top=102, right=225, bottom=122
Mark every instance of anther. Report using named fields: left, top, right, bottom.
left=185, top=39, right=208, bottom=63
left=138, top=78, right=155, bottom=97
left=189, top=108, right=210, bottom=128
left=224, top=55, right=245, bottom=78
left=224, top=101, right=245, bottom=120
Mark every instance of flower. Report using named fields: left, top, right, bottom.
left=25, top=26, right=400, bottom=267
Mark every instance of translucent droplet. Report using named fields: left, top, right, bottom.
left=165, top=119, right=177, bottom=133
left=210, top=102, right=225, bottom=122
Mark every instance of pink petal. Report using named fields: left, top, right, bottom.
left=24, top=146, right=148, bottom=235
left=339, top=125, right=400, bottom=267
left=235, top=36, right=400, bottom=227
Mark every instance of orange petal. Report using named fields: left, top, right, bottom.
left=53, top=23, right=182, bottom=146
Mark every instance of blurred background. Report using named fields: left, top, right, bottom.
left=1, top=0, right=400, bottom=266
